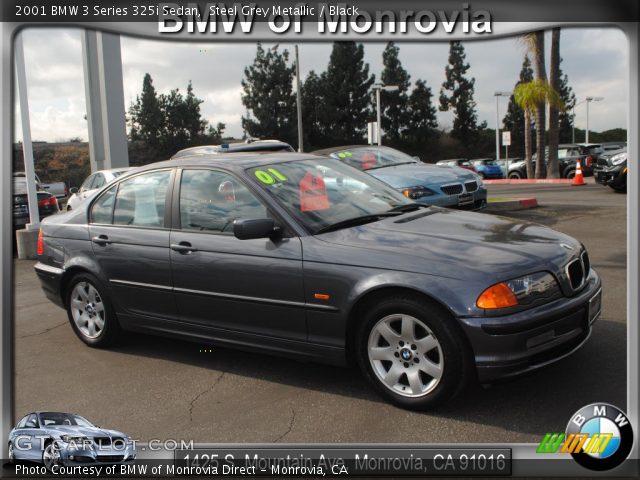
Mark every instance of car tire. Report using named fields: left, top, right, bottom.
left=8, top=442, right=15, bottom=464
left=508, top=172, right=522, bottom=179
left=355, top=295, right=472, bottom=410
left=66, top=272, right=121, bottom=348
left=42, top=441, right=60, bottom=472
left=565, top=170, right=576, bottom=179
left=66, top=205, right=72, bottom=211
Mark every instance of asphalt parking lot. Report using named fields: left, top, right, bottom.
left=12, top=181, right=626, bottom=444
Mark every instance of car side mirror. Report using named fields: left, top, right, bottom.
left=69, top=187, right=78, bottom=194
left=233, top=218, right=281, bottom=240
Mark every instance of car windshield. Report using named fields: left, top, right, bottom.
left=330, top=146, right=418, bottom=171
left=247, top=158, right=414, bottom=234
left=39, top=412, right=94, bottom=427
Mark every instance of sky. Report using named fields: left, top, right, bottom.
left=15, top=27, right=628, bottom=143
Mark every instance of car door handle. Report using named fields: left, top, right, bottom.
left=171, top=242, right=198, bottom=254
left=91, top=235, right=112, bottom=246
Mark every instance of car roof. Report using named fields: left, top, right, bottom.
left=311, top=145, right=387, bottom=156
left=99, top=167, right=133, bottom=174
left=130, top=153, right=321, bottom=174
left=172, top=140, right=294, bottom=158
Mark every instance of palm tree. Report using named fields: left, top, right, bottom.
left=547, top=28, right=561, bottom=178
left=522, top=32, right=547, bottom=178
left=514, top=80, right=565, bottom=179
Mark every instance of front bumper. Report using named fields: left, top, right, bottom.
left=458, top=269, right=601, bottom=383
left=416, top=186, right=487, bottom=211
left=59, top=445, right=136, bottom=466
left=595, top=165, right=625, bottom=187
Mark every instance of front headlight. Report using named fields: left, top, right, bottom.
left=474, top=174, right=484, bottom=186
left=400, top=186, right=436, bottom=199
left=477, top=272, right=561, bottom=309
left=611, top=153, right=627, bottom=165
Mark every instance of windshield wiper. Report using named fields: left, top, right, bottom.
left=387, top=203, right=431, bottom=213
left=365, top=161, right=419, bottom=171
left=315, top=212, right=401, bottom=234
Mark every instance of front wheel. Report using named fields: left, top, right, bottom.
left=508, top=171, right=522, bottom=179
left=66, top=273, right=120, bottom=347
left=565, top=169, right=576, bottom=179
left=356, top=296, right=471, bottom=410
left=42, top=442, right=60, bottom=471
left=8, top=442, right=15, bottom=464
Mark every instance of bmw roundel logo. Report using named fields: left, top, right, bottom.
left=565, top=403, right=634, bottom=471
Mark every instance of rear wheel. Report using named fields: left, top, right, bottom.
left=66, top=273, right=120, bottom=347
left=565, top=169, right=576, bottom=179
left=508, top=171, right=522, bottom=179
left=356, top=296, right=471, bottom=410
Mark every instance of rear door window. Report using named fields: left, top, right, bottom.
left=112, top=170, right=171, bottom=228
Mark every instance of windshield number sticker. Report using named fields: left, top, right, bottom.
left=254, top=168, right=288, bottom=185
left=336, top=151, right=353, bottom=159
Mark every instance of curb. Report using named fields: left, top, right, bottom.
left=485, top=197, right=539, bottom=212
left=484, top=179, right=573, bottom=184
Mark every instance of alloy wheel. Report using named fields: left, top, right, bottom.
left=70, top=281, right=106, bottom=339
left=367, top=314, right=444, bottom=398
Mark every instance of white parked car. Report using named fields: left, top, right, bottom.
left=66, top=168, right=132, bottom=211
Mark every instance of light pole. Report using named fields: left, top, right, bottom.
left=494, top=91, right=511, bottom=161
left=571, top=99, right=586, bottom=144
left=371, top=83, right=399, bottom=146
left=585, top=96, right=604, bottom=144
left=294, top=45, right=303, bottom=152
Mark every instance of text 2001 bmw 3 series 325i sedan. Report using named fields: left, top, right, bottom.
left=34, top=153, right=602, bottom=410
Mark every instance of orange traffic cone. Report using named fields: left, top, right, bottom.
left=572, top=159, right=585, bottom=186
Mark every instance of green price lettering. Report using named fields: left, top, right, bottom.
left=255, top=168, right=288, bottom=185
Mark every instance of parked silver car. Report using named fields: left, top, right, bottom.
left=8, top=411, right=135, bottom=470
left=66, top=168, right=133, bottom=211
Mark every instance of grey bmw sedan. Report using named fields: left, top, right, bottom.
left=34, top=153, right=602, bottom=410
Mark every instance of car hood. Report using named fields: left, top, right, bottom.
left=315, top=208, right=580, bottom=281
left=46, top=425, right=127, bottom=438
left=369, top=164, right=473, bottom=188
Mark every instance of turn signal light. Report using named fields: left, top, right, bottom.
left=36, top=228, right=44, bottom=256
left=477, top=282, right=518, bottom=309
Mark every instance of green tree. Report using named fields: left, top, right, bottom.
left=128, top=74, right=220, bottom=162
left=321, top=42, right=375, bottom=145
left=557, top=58, right=577, bottom=143
left=241, top=43, right=296, bottom=144
left=503, top=55, right=534, bottom=159
left=404, top=79, right=438, bottom=149
left=301, top=70, right=326, bottom=150
left=128, top=73, right=163, bottom=146
left=439, top=41, right=486, bottom=150
left=514, top=80, right=564, bottom=179
left=380, top=42, right=411, bottom=145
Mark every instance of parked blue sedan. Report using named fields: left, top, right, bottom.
left=471, top=158, right=504, bottom=179
left=313, top=146, right=487, bottom=210
left=8, top=412, right=135, bottom=470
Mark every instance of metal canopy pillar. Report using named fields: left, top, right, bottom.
left=81, top=30, right=129, bottom=171
left=15, top=33, right=39, bottom=231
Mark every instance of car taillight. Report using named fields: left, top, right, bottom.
left=38, top=196, right=57, bottom=208
left=585, top=155, right=593, bottom=167
left=64, top=184, right=69, bottom=196
left=37, top=229, right=44, bottom=256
